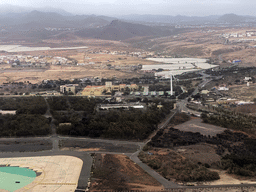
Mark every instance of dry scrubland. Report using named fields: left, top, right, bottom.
left=0, top=65, right=140, bottom=84
left=90, top=154, right=163, bottom=191
left=1, top=26, right=256, bottom=83
left=69, top=52, right=156, bottom=66
left=0, top=37, right=158, bottom=84
left=0, top=48, right=153, bottom=83
left=227, top=84, right=256, bottom=101
left=222, top=49, right=256, bottom=66
left=141, top=27, right=256, bottom=66
left=144, top=29, right=224, bottom=57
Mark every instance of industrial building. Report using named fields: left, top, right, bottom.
left=81, top=82, right=138, bottom=96
left=97, top=103, right=146, bottom=111
left=60, top=84, right=79, bottom=94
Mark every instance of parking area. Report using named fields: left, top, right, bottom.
left=174, top=118, right=226, bottom=136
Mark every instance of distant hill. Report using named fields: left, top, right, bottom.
left=2, top=9, right=256, bottom=42
left=76, top=20, right=172, bottom=40
left=0, top=4, right=73, bottom=16
left=118, top=14, right=220, bottom=24
left=117, top=14, right=256, bottom=25
left=0, top=11, right=112, bottom=30
left=218, top=14, right=246, bottom=23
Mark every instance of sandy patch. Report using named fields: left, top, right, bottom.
left=61, top=147, right=101, bottom=152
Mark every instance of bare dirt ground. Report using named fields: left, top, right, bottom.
left=222, top=48, right=256, bottom=67
left=144, top=28, right=226, bottom=57
left=69, top=52, right=156, bottom=65
left=90, top=154, right=163, bottom=191
left=0, top=64, right=142, bottom=84
left=204, top=169, right=256, bottom=185
left=61, top=147, right=101, bottom=152
left=227, top=84, right=256, bottom=101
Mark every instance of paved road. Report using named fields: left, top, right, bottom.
left=44, top=97, right=56, bottom=135
left=126, top=110, right=182, bottom=189
left=52, top=136, right=60, bottom=152
left=0, top=136, right=143, bottom=153
left=176, top=99, right=202, bottom=117
left=176, top=71, right=213, bottom=116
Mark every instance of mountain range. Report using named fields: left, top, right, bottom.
left=0, top=4, right=73, bottom=16
left=76, top=20, right=174, bottom=41
left=0, top=5, right=256, bottom=41
left=0, top=10, right=114, bottom=30
left=1, top=11, right=255, bottom=31
left=0, top=4, right=256, bottom=26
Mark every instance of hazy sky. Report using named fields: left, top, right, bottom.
left=0, top=0, right=255, bottom=16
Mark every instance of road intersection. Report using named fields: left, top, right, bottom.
left=0, top=72, right=255, bottom=191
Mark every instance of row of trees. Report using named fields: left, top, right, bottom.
left=47, top=97, right=69, bottom=110
left=0, top=97, right=47, bottom=115
left=57, top=109, right=162, bottom=140
left=220, top=138, right=256, bottom=177
left=0, top=97, right=50, bottom=137
left=47, top=96, right=99, bottom=112
left=55, top=98, right=174, bottom=140
left=0, top=114, right=50, bottom=137
left=201, top=112, right=255, bottom=134
left=221, top=153, right=256, bottom=177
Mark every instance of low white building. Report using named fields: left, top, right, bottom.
left=0, top=110, right=16, bottom=115
left=244, top=77, right=252, bottom=81
left=218, top=87, right=229, bottom=91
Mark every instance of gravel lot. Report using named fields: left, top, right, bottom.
left=174, top=118, right=226, bottom=137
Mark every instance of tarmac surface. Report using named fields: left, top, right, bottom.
left=0, top=151, right=92, bottom=192
left=0, top=139, right=52, bottom=152
left=0, top=155, right=83, bottom=192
